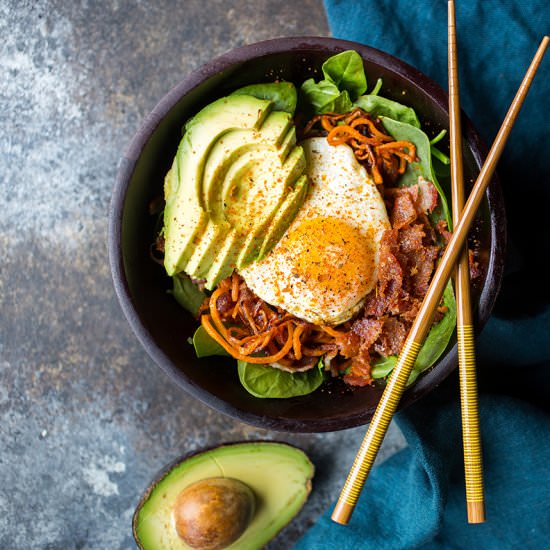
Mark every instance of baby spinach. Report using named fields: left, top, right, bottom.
left=169, top=274, right=205, bottom=317
left=371, top=356, right=397, bottom=379
left=192, top=325, right=229, bottom=358
left=300, top=79, right=353, bottom=115
left=353, top=95, right=421, bottom=128
left=231, top=82, right=297, bottom=115
left=372, top=281, right=457, bottom=384
left=238, top=357, right=325, bottom=399
left=300, top=50, right=366, bottom=114
left=191, top=324, right=326, bottom=399
left=415, top=281, right=456, bottom=371
left=380, top=116, right=452, bottom=228
left=369, top=78, right=383, bottom=96
left=429, top=132, right=451, bottom=167
left=321, top=50, right=367, bottom=100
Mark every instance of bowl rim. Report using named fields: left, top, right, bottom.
left=109, top=36, right=506, bottom=432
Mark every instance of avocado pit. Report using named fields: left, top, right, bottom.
left=173, top=477, right=255, bottom=550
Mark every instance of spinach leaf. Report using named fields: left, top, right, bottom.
left=429, top=129, right=451, bottom=172
left=432, top=153, right=451, bottom=179
left=380, top=116, right=452, bottom=228
left=169, top=274, right=206, bottom=317
left=413, top=280, right=456, bottom=373
left=330, top=90, right=353, bottom=114
left=193, top=323, right=326, bottom=397
left=191, top=318, right=328, bottom=398
left=300, top=78, right=353, bottom=115
left=354, top=95, right=420, bottom=128
left=231, top=82, right=297, bottom=114
left=238, top=357, right=325, bottom=398
left=371, top=281, right=457, bottom=384
left=371, top=356, right=397, bottom=379
left=321, top=50, right=367, bottom=100
left=429, top=129, right=447, bottom=146
left=192, top=325, right=229, bottom=358
left=369, top=78, right=383, bottom=96
left=299, top=50, right=367, bottom=114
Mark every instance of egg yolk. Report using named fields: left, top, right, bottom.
left=282, top=216, right=376, bottom=299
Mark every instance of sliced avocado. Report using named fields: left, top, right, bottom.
left=203, top=111, right=292, bottom=219
left=235, top=146, right=307, bottom=269
left=278, top=125, right=297, bottom=163
left=230, top=82, right=298, bottom=114
left=219, top=152, right=271, bottom=224
left=205, top=230, right=240, bottom=290
left=183, top=220, right=227, bottom=280
left=183, top=96, right=272, bottom=206
left=256, top=173, right=309, bottom=261
left=192, top=150, right=274, bottom=286
left=164, top=92, right=308, bottom=285
left=163, top=150, right=209, bottom=277
left=164, top=162, right=178, bottom=198
left=278, top=144, right=308, bottom=187
left=185, top=141, right=287, bottom=281
left=199, top=131, right=305, bottom=286
left=163, top=95, right=272, bottom=276
left=219, top=151, right=287, bottom=231
left=254, top=110, right=293, bottom=148
left=133, top=441, right=314, bottom=550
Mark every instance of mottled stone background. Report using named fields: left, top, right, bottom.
left=0, top=2, right=406, bottom=548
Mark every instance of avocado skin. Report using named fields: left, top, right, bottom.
left=133, top=441, right=314, bottom=550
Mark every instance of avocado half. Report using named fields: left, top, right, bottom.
left=133, top=441, right=314, bottom=550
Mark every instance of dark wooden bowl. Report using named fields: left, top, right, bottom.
left=109, top=37, right=506, bottom=432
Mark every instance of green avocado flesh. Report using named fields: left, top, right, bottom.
left=163, top=90, right=307, bottom=288
left=133, top=442, right=314, bottom=550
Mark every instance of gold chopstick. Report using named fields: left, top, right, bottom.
left=448, top=0, right=486, bottom=524
left=332, top=34, right=549, bottom=526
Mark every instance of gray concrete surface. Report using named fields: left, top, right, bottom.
left=0, top=1, right=406, bottom=548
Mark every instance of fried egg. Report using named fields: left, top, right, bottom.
left=239, top=137, right=391, bottom=326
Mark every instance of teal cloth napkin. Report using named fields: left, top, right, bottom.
left=295, top=1, right=550, bottom=548
left=296, top=394, right=550, bottom=549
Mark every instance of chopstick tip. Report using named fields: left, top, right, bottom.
left=331, top=500, right=353, bottom=525
left=467, top=501, right=486, bottom=524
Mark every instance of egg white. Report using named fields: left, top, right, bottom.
left=239, top=137, right=390, bottom=326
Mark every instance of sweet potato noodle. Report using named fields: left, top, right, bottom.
left=200, top=108, right=450, bottom=386
left=302, top=108, right=417, bottom=186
